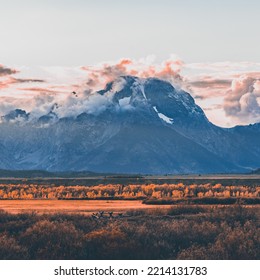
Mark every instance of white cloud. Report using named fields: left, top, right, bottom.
left=223, top=75, right=260, bottom=124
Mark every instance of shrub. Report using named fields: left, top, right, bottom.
left=20, top=220, right=85, bottom=259
left=0, top=233, right=28, bottom=259
left=166, top=205, right=208, bottom=216
left=177, top=221, right=260, bottom=260
left=85, top=225, right=133, bottom=259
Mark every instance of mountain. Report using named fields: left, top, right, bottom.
left=251, top=168, right=260, bottom=174
left=1, top=109, right=29, bottom=122
left=0, top=76, right=259, bottom=174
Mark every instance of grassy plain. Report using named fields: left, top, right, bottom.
left=0, top=174, right=259, bottom=260
left=0, top=204, right=259, bottom=260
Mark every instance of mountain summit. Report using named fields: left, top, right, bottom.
left=0, top=76, right=259, bottom=174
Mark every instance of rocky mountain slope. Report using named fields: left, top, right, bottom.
left=0, top=76, right=259, bottom=174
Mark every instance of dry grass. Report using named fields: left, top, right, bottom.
left=0, top=205, right=259, bottom=260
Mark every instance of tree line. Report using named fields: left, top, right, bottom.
left=0, top=183, right=259, bottom=200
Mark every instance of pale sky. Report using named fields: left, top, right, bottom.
left=0, top=0, right=260, bottom=65
left=0, top=0, right=260, bottom=127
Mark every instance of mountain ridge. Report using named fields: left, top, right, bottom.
left=0, top=76, right=259, bottom=174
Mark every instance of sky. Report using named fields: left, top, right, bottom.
left=0, top=0, right=260, bottom=127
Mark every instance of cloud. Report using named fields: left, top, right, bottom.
left=0, top=63, right=46, bottom=93
left=81, top=55, right=184, bottom=92
left=0, top=76, right=45, bottom=90
left=0, top=64, right=18, bottom=76
left=55, top=76, right=133, bottom=119
left=186, top=61, right=260, bottom=72
left=223, top=74, right=260, bottom=124
left=203, top=104, right=223, bottom=111
left=0, top=77, right=20, bottom=90
left=187, top=76, right=232, bottom=101
left=1, top=58, right=260, bottom=127
left=190, top=79, right=231, bottom=89
left=0, top=97, right=16, bottom=115
left=14, top=78, right=45, bottom=83
left=17, top=87, right=59, bottom=93
left=1, top=57, right=185, bottom=121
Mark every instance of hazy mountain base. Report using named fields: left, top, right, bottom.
left=252, top=168, right=260, bottom=174
left=0, top=205, right=259, bottom=260
left=0, top=169, right=99, bottom=178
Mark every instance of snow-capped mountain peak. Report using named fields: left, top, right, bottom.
left=0, top=76, right=259, bottom=174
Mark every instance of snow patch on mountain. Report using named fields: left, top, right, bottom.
left=153, top=106, right=174, bottom=124
left=139, top=82, right=147, bottom=100
left=119, top=96, right=131, bottom=106
left=130, top=79, right=147, bottom=101
left=118, top=96, right=133, bottom=110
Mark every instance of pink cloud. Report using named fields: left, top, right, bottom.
left=0, top=64, right=18, bottom=77
left=17, top=87, right=59, bottom=94
left=0, top=76, right=45, bottom=90
left=187, top=75, right=232, bottom=101
left=223, top=74, right=260, bottom=123
left=80, top=57, right=184, bottom=91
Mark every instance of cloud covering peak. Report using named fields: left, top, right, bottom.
left=81, top=56, right=184, bottom=92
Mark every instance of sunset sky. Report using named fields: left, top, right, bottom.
left=0, top=0, right=259, bottom=127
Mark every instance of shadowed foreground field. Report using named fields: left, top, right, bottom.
left=0, top=205, right=259, bottom=260
left=0, top=176, right=259, bottom=260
